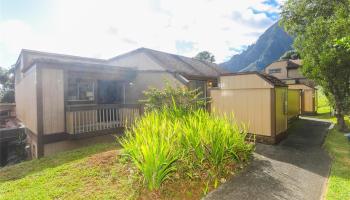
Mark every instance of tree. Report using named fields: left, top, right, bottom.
left=281, top=0, right=350, bottom=131
left=279, top=50, right=300, bottom=60
left=194, top=51, right=215, bottom=63
left=0, top=66, right=15, bottom=103
left=334, top=36, right=350, bottom=51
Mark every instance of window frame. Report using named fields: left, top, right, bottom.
left=268, top=68, right=282, bottom=74
left=67, top=78, right=96, bottom=104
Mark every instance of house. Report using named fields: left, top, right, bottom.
left=265, top=59, right=317, bottom=114
left=14, top=48, right=225, bottom=158
left=210, top=72, right=288, bottom=144
left=108, top=48, right=224, bottom=101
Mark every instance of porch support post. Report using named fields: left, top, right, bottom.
left=123, top=82, right=126, bottom=104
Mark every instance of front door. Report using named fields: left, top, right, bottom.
left=97, top=80, right=123, bottom=104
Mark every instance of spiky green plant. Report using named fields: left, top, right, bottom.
left=120, top=110, right=181, bottom=190
left=120, top=106, right=254, bottom=190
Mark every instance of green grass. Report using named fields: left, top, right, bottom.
left=310, top=89, right=350, bottom=200
left=0, top=143, right=140, bottom=200
left=0, top=143, right=117, bottom=183
left=324, top=127, right=350, bottom=200
left=316, top=87, right=332, bottom=114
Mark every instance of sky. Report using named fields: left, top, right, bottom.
left=0, top=0, right=284, bottom=67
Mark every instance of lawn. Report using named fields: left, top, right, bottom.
left=309, top=89, right=350, bottom=200
left=0, top=142, right=212, bottom=200
left=0, top=141, right=249, bottom=200
left=0, top=143, right=139, bottom=200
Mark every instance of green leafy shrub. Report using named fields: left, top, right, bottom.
left=120, top=110, right=181, bottom=190
left=120, top=106, right=254, bottom=190
left=141, top=83, right=205, bottom=111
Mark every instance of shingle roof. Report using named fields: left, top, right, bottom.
left=259, top=73, right=287, bottom=87
left=267, top=59, right=302, bottom=69
left=109, top=47, right=227, bottom=78
left=221, top=71, right=287, bottom=87
left=17, top=48, right=227, bottom=79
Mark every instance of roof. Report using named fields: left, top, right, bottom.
left=288, top=83, right=317, bottom=90
left=286, top=59, right=302, bottom=69
left=29, top=58, right=135, bottom=72
left=221, top=71, right=287, bottom=87
left=266, top=59, right=302, bottom=70
left=21, top=49, right=107, bottom=62
left=108, top=47, right=227, bottom=78
left=15, top=49, right=110, bottom=72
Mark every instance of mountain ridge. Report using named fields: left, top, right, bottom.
left=220, top=22, right=293, bottom=72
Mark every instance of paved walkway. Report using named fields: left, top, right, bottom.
left=204, top=118, right=331, bottom=200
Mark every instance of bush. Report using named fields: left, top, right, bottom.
left=120, top=110, right=181, bottom=190
left=120, top=107, right=254, bottom=190
left=141, top=83, right=205, bottom=112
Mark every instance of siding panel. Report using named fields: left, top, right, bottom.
left=210, top=89, right=273, bottom=136
left=15, top=66, right=38, bottom=133
left=275, top=88, right=288, bottom=135
left=220, top=74, right=273, bottom=89
left=42, top=68, right=65, bottom=134
left=287, top=89, right=301, bottom=120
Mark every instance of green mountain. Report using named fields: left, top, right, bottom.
left=220, top=22, right=293, bottom=72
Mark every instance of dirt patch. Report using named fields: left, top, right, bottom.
left=86, top=150, right=120, bottom=167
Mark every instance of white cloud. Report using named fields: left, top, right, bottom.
left=0, top=0, right=284, bottom=67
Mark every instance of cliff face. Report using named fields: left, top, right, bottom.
left=220, top=22, right=293, bottom=72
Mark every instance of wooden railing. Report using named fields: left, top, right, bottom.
left=66, top=104, right=142, bottom=134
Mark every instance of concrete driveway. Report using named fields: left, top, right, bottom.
left=204, top=118, right=331, bottom=200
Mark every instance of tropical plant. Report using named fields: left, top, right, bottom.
left=120, top=110, right=180, bottom=190
left=141, top=83, right=205, bottom=112
left=120, top=105, right=254, bottom=190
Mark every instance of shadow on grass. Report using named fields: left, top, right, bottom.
left=0, top=142, right=118, bottom=183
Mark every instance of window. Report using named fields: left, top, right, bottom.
left=268, top=68, right=281, bottom=74
left=188, top=80, right=207, bottom=99
left=67, top=78, right=95, bottom=102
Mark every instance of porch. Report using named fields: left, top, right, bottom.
left=65, top=103, right=142, bottom=135
left=63, top=66, right=142, bottom=136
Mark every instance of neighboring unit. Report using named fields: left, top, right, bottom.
left=288, top=84, right=317, bottom=114
left=210, top=72, right=288, bottom=144
left=14, top=48, right=224, bottom=158
left=265, top=59, right=317, bottom=114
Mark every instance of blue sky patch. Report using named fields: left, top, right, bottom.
left=262, top=0, right=279, bottom=7
left=250, top=8, right=279, bottom=21
left=175, top=40, right=194, bottom=54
